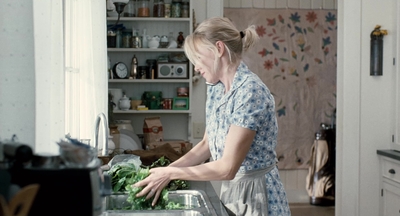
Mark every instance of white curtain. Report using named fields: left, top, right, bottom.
left=33, top=1, right=65, bottom=154
left=33, top=0, right=107, bottom=154
left=64, top=0, right=108, bottom=144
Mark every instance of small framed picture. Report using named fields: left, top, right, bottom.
left=173, top=97, right=189, bottom=110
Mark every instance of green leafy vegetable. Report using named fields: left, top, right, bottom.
left=107, top=156, right=190, bottom=210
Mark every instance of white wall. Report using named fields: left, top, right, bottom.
left=337, top=0, right=396, bottom=215
left=0, top=1, right=65, bottom=154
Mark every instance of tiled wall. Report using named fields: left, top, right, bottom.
left=218, top=0, right=337, bottom=203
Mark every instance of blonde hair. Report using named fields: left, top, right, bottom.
left=184, top=17, right=259, bottom=72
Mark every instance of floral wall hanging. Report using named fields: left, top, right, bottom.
left=224, top=9, right=337, bottom=169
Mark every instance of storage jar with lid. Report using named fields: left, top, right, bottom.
left=137, top=0, right=150, bottom=17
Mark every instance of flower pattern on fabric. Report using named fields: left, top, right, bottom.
left=205, top=62, right=291, bottom=215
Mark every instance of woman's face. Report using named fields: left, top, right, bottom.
left=194, top=45, right=219, bottom=84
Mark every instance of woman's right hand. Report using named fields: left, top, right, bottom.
left=133, top=167, right=171, bottom=206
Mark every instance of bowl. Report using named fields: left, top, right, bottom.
left=59, top=146, right=97, bottom=168
left=131, top=100, right=142, bottom=110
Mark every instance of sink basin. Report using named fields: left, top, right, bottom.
left=103, top=190, right=217, bottom=216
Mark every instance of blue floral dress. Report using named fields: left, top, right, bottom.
left=205, top=62, right=291, bottom=215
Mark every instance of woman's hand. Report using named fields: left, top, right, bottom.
left=133, top=167, right=171, bottom=206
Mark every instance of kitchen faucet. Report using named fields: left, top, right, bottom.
left=94, top=113, right=109, bottom=156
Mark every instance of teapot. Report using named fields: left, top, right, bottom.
left=119, top=95, right=131, bottom=111
left=148, top=35, right=160, bottom=49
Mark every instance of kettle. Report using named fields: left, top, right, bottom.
left=119, top=95, right=131, bottom=111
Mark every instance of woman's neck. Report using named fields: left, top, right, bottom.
left=219, top=60, right=240, bottom=93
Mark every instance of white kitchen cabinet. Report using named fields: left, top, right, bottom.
left=107, top=0, right=194, bottom=142
left=378, top=151, right=400, bottom=216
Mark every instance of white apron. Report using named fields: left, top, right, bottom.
left=220, top=165, right=276, bottom=216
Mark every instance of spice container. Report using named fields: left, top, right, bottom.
left=182, top=2, right=189, bottom=18
left=138, top=0, right=150, bottom=17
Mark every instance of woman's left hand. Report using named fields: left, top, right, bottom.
left=133, top=167, right=171, bottom=206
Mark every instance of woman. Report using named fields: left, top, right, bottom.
left=134, top=17, right=291, bottom=216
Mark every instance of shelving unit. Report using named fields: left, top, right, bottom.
left=107, top=0, right=193, bottom=141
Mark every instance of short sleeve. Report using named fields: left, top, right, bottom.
left=230, top=80, right=272, bottom=131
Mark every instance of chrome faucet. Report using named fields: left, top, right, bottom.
left=94, top=113, right=109, bottom=156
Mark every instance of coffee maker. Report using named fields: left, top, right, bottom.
left=1, top=141, right=111, bottom=216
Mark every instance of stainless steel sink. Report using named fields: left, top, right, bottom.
left=102, top=190, right=218, bottom=216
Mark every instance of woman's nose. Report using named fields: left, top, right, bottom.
left=194, top=65, right=200, bottom=73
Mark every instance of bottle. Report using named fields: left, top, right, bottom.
left=130, top=55, right=138, bottom=79
left=141, top=29, right=148, bottom=48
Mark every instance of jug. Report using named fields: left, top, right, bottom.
left=119, top=95, right=131, bottom=111
left=148, top=36, right=160, bottom=49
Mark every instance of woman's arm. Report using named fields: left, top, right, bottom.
left=166, top=125, right=255, bottom=181
left=134, top=125, right=256, bottom=202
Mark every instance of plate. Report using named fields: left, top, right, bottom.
left=119, top=129, right=142, bottom=149
left=119, top=134, right=140, bottom=151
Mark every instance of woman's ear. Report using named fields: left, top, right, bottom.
left=215, top=41, right=225, bottom=58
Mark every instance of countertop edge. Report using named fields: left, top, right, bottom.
left=377, top=149, right=400, bottom=161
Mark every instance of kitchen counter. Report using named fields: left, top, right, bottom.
left=377, top=149, right=400, bottom=161
left=189, top=181, right=228, bottom=216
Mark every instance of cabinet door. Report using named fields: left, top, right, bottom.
left=382, top=180, right=400, bottom=216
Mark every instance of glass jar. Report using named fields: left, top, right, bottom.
left=124, top=0, right=136, bottom=17
left=171, top=1, right=182, bottom=18
left=164, top=3, right=171, bottom=18
left=137, top=0, right=150, bottom=17
left=181, top=2, right=189, bottom=18
left=122, top=30, right=132, bottom=48
left=153, top=0, right=165, bottom=17
left=115, top=30, right=122, bottom=48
